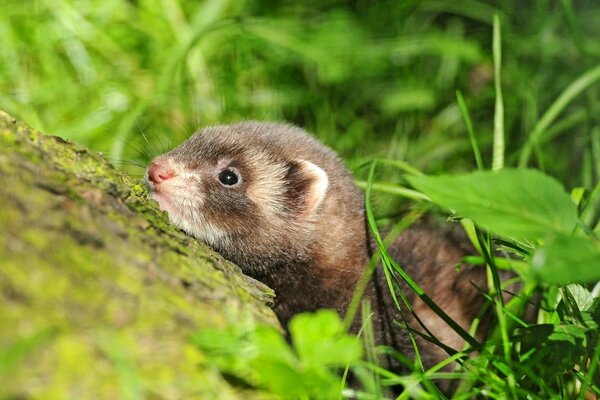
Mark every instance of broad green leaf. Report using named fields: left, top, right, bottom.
left=532, top=234, right=600, bottom=285
left=289, top=310, right=362, bottom=367
left=253, top=326, right=297, bottom=365
left=407, top=169, right=578, bottom=240
left=191, top=310, right=363, bottom=398
left=191, top=326, right=260, bottom=379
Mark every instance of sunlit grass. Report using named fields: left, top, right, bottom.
left=2, top=1, right=599, bottom=184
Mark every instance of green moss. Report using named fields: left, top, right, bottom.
left=0, top=129, right=17, bottom=146
left=0, top=109, right=277, bottom=399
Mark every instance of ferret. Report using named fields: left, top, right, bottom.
left=146, top=122, right=491, bottom=382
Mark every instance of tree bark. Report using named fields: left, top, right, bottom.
left=0, top=110, right=279, bottom=399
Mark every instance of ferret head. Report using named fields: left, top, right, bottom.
left=146, top=122, right=352, bottom=276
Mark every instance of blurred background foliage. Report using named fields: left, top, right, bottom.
left=1, top=0, right=599, bottom=187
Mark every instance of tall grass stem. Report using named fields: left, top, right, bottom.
left=492, top=14, right=505, bottom=171
left=456, top=90, right=484, bottom=170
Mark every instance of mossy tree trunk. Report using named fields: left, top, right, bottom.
left=0, top=110, right=279, bottom=399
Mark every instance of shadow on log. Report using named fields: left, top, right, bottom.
left=0, top=110, right=279, bottom=399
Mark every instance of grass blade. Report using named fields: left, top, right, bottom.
left=456, top=90, right=484, bottom=170
left=354, top=180, right=431, bottom=201
left=365, top=161, right=480, bottom=350
left=519, top=63, right=600, bottom=167
left=492, top=13, right=504, bottom=171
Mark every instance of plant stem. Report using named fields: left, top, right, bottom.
left=492, top=14, right=505, bottom=171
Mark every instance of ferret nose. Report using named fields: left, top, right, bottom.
left=148, top=159, right=176, bottom=184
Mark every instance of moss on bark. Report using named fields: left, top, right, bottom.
left=0, top=110, right=278, bottom=399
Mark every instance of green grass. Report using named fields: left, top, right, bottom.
left=2, top=1, right=598, bottom=181
left=2, top=0, right=600, bottom=398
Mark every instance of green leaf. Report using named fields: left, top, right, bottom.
left=191, top=326, right=259, bottom=380
left=532, top=234, right=600, bottom=285
left=253, top=326, right=298, bottom=366
left=407, top=169, right=578, bottom=240
left=289, top=310, right=363, bottom=368
left=191, top=312, right=361, bottom=399
left=565, top=284, right=595, bottom=312
left=517, top=324, right=587, bottom=381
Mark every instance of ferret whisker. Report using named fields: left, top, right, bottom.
left=117, top=159, right=147, bottom=169
left=135, top=119, right=151, bottom=147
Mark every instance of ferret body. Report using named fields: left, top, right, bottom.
left=147, top=122, right=489, bottom=376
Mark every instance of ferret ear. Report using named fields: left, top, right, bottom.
left=284, top=159, right=329, bottom=217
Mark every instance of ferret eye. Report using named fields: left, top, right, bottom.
left=218, top=169, right=239, bottom=186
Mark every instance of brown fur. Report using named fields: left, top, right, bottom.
left=147, top=122, right=492, bottom=378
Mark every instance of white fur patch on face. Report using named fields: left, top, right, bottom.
left=297, top=159, right=329, bottom=217
left=149, top=161, right=229, bottom=247
left=170, top=207, right=229, bottom=247
left=245, top=153, right=289, bottom=216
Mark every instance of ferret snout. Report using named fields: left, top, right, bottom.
left=147, top=158, right=177, bottom=184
